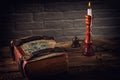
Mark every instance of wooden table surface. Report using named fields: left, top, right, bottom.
left=0, top=39, right=120, bottom=80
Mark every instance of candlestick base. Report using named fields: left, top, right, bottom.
left=83, top=43, right=94, bottom=56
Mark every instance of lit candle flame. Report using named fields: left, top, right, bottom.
left=88, top=1, right=91, bottom=7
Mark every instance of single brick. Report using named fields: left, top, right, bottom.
left=34, top=12, right=63, bottom=21
left=45, top=20, right=73, bottom=29
left=32, top=29, right=63, bottom=37
left=16, top=22, right=43, bottom=30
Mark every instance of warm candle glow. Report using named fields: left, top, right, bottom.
left=88, top=1, right=91, bottom=7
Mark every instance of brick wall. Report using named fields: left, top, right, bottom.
left=0, top=0, right=120, bottom=46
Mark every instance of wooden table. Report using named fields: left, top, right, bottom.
left=0, top=39, right=120, bottom=80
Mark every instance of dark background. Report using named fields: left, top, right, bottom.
left=0, top=0, right=120, bottom=46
